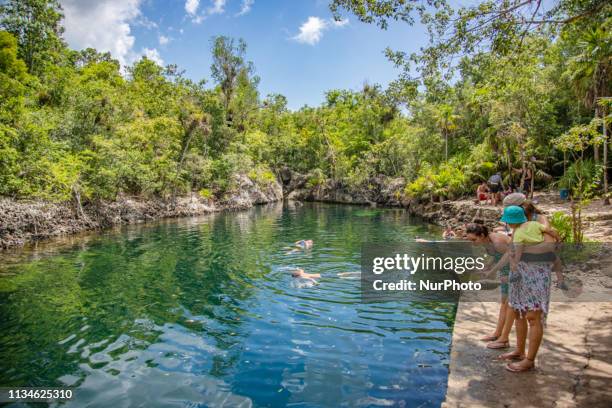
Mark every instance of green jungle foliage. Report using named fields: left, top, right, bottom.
left=0, top=0, right=610, bottom=203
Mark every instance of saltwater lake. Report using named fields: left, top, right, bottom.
left=0, top=202, right=455, bottom=407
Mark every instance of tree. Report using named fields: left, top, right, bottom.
left=210, top=36, right=254, bottom=125
left=434, top=104, right=459, bottom=161
left=565, top=19, right=612, bottom=162
left=598, top=98, right=611, bottom=204
left=330, top=0, right=611, bottom=80
left=0, top=0, right=65, bottom=73
left=0, top=31, right=29, bottom=196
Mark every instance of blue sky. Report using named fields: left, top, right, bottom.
left=60, top=0, right=430, bottom=110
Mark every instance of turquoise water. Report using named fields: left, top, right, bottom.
left=0, top=203, right=455, bottom=407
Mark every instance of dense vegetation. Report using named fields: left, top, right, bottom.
left=0, top=0, right=610, bottom=206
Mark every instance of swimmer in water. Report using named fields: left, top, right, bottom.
left=337, top=271, right=361, bottom=279
left=295, top=239, right=313, bottom=249
left=292, top=268, right=320, bottom=279
left=442, top=226, right=456, bottom=240
left=291, top=268, right=320, bottom=287
left=286, top=239, right=314, bottom=254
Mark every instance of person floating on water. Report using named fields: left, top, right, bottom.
left=337, top=271, right=360, bottom=279
left=291, top=268, right=320, bottom=287
left=286, top=239, right=314, bottom=254
left=296, top=239, right=313, bottom=249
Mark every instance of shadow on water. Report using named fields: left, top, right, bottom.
left=0, top=202, right=454, bottom=407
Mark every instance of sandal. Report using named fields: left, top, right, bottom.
left=497, top=351, right=524, bottom=361
left=480, top=334, right=499, bottom=342
left=487, top=340, right=509, bottom=349
left=506, top=359, right=535, bottom=373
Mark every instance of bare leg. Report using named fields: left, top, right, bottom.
left=553, top=257, right=564, bottom=285
left=525, top=310, right=543, bottom=360
left=498, top=309, right=523, bottom=360
left=507, top=309, right=541, bottom=371
left=496, top=300, right=507, bottom=335
left=486, top=298, right=511, bottom=348
left=514, top=310, right=528, bottom=356
left=490, top=298, right=507, bottom=337
left=498, top=304, right=515, bottom=342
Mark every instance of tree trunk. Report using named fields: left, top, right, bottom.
left=171, top=122, right=198, bottom=205
left=604, top=108, right=609, bottom=205
left=445, top=131, right=448, bottom=162
left=594, top=105, right=601, bottom=163
left=530, top=166, right=535, bottom=199
left=519, top=149, right=527, bottom=194
left=72, top=184, right=85, bottom=220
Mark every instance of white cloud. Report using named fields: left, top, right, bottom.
left=237, top=0, right=254, bottom=16
left=292, top=16, right=327, bottom=45
left=292, top=17, right=348, bottom=45
left=184, top=0, right=226, bottom=23
left=185, top=0, right=199, bottom=16
left=61, top=0, right=143, bottom=67
left=208, top=0, right=226, bottom=15
left=142, top=48, right=164, bottom=66
left=136, top=15, right=158, bottom=29
left=158, top=35, right=170, bottom=45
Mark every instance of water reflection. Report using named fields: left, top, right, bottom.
left=0, top=203, right=453, bottom=407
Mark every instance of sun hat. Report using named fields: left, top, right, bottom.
left=503, top=192, right=526, bottom=207
left=500, top=205, right=527, bottom=224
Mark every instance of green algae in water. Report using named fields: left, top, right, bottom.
left=0, top=203, right=453, bottom=407
left=353, top=209, right=383, bottom=217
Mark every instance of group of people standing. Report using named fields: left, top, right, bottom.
left=464, top=192, right=562, bottom=373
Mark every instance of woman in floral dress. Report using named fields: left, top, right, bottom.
left=498, top=206, right=559, bottom=372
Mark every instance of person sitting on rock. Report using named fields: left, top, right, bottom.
left=476, top=181, right=490, bottom=205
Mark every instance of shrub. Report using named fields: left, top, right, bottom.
left=248, top=165, right=276, bottom=187
left=306, top=168, right=326, bottom=189
left=198, top=188, right=213, bottom=200
left=550, top=211, right=572, bottom=242
left=406, top=163, right=469, bottom=200
left=211, top=152, right=253, bottom=194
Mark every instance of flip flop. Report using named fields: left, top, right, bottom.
left=505, top=360, right=534, bottom=373
left=480, top=334, right=499, bottom=342
left=487, top=340, right=509, bottom=349
left=497, top=351, right=524, bottom=361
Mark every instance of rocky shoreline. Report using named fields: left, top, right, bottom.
left=8, top=168, right=610, bottom=251
left=283, top=172, right=503, bottom=230
left=0, top=174, right=283, bottom=250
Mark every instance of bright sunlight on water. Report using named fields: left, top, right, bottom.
left=0, top=202, right=455, bottom=407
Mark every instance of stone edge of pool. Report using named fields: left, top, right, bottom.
left=442, top=298, right=612, bottom=407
